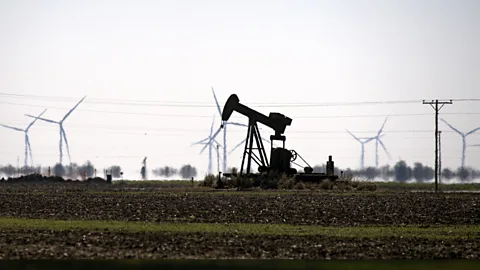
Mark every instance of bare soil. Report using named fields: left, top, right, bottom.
left=1, top=183, right=479, bottom=260
left=0, top=192, right=478, bottom=226
left=0, top=229, right=478, bottom=259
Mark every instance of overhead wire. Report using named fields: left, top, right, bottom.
left=0, top=151, right=467, bottom=160
left=1, top=101, right=480, bottom=119
left=2, top=92, right=480, bottom=107
left=2, top=119, right=480, bottom=135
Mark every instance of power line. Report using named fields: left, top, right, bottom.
left=2, top=92, right=479, bottom=107
left=2, top=101, right=480, bottom=119
left=3, top=120, right=480, bottom=135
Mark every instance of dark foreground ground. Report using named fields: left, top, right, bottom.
left=0, top=229, right=479, bottom=260
left=0, top=183, right=479, bottom=260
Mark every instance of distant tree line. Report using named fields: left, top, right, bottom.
left=2, top=160, right=478, bottom=182
left=0, top=162, right=199, bottom=180
left=310, top=160, right=480, bottom=182
left=225, top=161, right=480, bottom=183
left=152, top=165, right=198, bottom=179
left=0, top=161, right=123, bottom=180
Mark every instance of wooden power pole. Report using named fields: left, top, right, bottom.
left=423, top=99, right=452, bottom=192
left=438, top=130, right=442, bottom=187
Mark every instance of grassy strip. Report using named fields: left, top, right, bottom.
left=375, top=181, right=480, bottom=191
left=0, top=217, right=478, bottom=239
left=112, top=179, right=480, bottom=191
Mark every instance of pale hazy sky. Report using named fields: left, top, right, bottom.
left=1, top=0, right=479, bottom=179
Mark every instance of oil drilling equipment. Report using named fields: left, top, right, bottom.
left=221, top=94, right=338, bottom=182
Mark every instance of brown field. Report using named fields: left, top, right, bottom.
left=0, top=180, right=479, bottom=260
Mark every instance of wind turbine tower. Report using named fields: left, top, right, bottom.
left=346, top=130, right=375, bottom=169
left=25, top=96, right=86, bottom=165
left=440, top=119, right=480, bottom=168
left=370, top=117, right=392, bottom=168
left=0, top=109, right=47, bottom=167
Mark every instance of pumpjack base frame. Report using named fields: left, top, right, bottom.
left=221, top=171, right=339, bottom=183
left=294, top=173, right=339, bottom=183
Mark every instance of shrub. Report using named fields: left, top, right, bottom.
left=234, top=176, right=253, bottom=190
left=351, top=181, right=360, bottom=188
left=293, top=182, right=305, bottom=190
left=260, top=177, right=278, bottom=189
left=278, top=174, right=295, bottom=189
left=319, top=180, right=333, bottom=190
left=357, top=182, right=377, bottom=191
left=203, top=174, right=216, bottom=187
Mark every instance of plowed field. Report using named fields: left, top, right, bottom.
left=0, top=192, right=478, bottom=226
left=0, top=185, right=479, bottom=260
left=1, top=229, right=479, bottom=259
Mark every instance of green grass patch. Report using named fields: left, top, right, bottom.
left=113, top=179, right=480, bottom=192
left=375, top=181, right=480, bottom=191
left=113, top=180, right=196, bottom=187
left=0, top=217, right=478, bottom=239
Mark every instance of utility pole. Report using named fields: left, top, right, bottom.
left=438, top=130, right=442, bottom=187
left=423, top=99, right=452, bottom=192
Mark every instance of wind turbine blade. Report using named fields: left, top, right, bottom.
left=466, top=127, right=480, bottom=136
left=470, top=144, right=480, bottom=147
left=24, top=134, right=28, bottom=167
left=211, top=87, right=223, bottom=117
left=210, top=115, right=215, bottom=137
left=378, top=139, right=391, bottom=159
left=358, top=134, right=383, bottom=141
left=191, top=137, right=209, bottom=146
left=61, top=96, right=86, bottom=122
left=377, top=116, right=388, bottom=136
left=26, top=109, right=47, bottom=131
left=26, top=135, right=33, bottom=166
left=364, top=137, right=375, bottom=143
left=25, top=114, right=58, bottom=124
left=229, top=139, right=246, bottom=154
left=209, top=127, right=222, bottom=141
left=440, top=118, right=463, bottom=136
left=201, top=127, right=223, bottom=152
left=346, top=130, right=361, bottom=142
left=61, top=127, right=72, bottom=164
left=227, top=122, right=248, bottom=127
left=0, top=123, right=24, bottom=132
left=199, top=142, right=209, bottom=154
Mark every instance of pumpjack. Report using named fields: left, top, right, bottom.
left=221, top=94, right=338, bottom=182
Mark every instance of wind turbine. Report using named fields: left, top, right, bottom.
left=211, top=87, right=248, bottom=173
left=346, top=130, right=375, bottom=169
left=369, top=117, right=392, bottom=168
left=25, top=96, right=86, bottom=165
left=0, top=109, right=47, bottom=167
left=440, top=119, right=480, bottom=168
left=191, top=115, right=222, bottom=174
